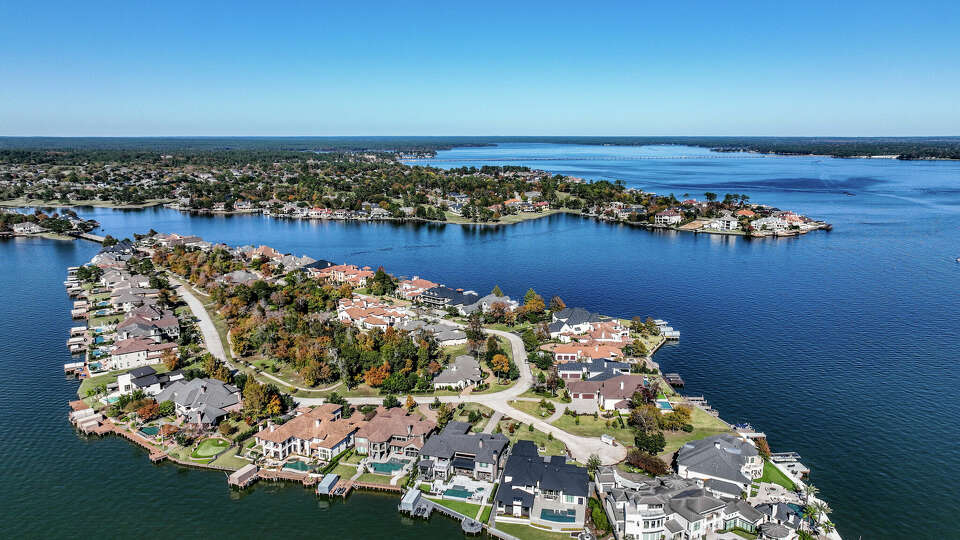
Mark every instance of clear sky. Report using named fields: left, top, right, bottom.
left=1, top=1, right=958, bottom=136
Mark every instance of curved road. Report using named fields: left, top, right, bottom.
left=174, top=279, right=625, bottom=464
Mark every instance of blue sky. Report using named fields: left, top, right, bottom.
left=1, top=1, right=958, bottom=136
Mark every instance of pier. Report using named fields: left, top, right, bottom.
left=663, top=373, right=685, bottom=387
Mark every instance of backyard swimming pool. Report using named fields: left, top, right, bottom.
left=283, top=460, right=313, bottom=472
left=139, top=426, right=159, bottom=437
left=443, top=487, right=473, bottom=499
left=540, top=508, right=576, bottom=523
left=369, top=457, right=408, bottom=474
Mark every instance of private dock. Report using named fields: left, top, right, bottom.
left=228, top=464, right=259, bottom=488
left=664, top=373, right=685, bottom=387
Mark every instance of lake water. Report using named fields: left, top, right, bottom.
left=3, top=143, right=959, bottom=538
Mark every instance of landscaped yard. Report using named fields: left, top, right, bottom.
left=659, top=406, right=733, bottom=458
left=192, top=437, right=231, bottom=459
left=498, top=420, right=568, bottom=456
left=550, top=413, right=635, bottom=445
left=329, top=463, right=358, bottom=479
left=759, top=460, right=797, bottom=491
left=508, top=399, right=554, bottom=418
left=430, top=497, right=482, bottom=518
left=77, top=362, right=169, bottom=399
left=493, top=521, right=572, bottom=540
left=356, top=472, right=402, bottom=485
left=209, top=446, right=251, bottom=470
left=480, top=504, right=492, bottom=523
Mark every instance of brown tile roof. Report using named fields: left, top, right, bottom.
left=356, top=407, right=435, bottom=444
left=255, top=404, right=363, bottom=448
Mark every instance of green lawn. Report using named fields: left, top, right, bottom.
left=493, top=522, right=572, bottom=540
left=660, top=407, right=733, bottom=458
left=498, top=420, right=568, bottom=456
left=88, top=314, right=123, bottom=327
left=77, top=362, right=169, bottom=399
left=759, top=460, right=797, bottom=491
left=192, top=437, right=231, bottom=458
left=355, top=472, right=397, bottom=485
left=508, top=400, right=554, bottom=418
left=480, top=505, right=493, bottom=523
left=209, top=446, right=250, bottom=470
left=431, top=497, right=482, bottom=517
left=330, top=463, right=358, bottom=479
left=550, top=413, right=635, bottom=445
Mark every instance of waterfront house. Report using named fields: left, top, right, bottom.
left=549, top=307, right=602, bottom=337
left=432, top=355, right=483, bottom=390
left=596, top=466, right=763, bottom=540
left=418, top=422, right=508, bottom=482
left=13, top=222, right=46, bottom=234
left=117, top=366, right=184, bottom=395
left=397, top=276, right=439, bottom=300
left=460, top=293, right=518, bottom=315
left=155, top=377, right=241, bottom=427
left=566, top=374, right=646, bottom=414
left=494, top=440, right=590, bottom=532
left=353, top=406, right=436, bottom=460
left=676, top=434, right=763, bottom=491
left=655, top=209, right=683, bottom=226
left=115, top=307, right=180, bottom=343
left=255, top=403, right=364, bottom=461
left=108, top=338, right=177, bottom=370
left=418, top=286, right=480, bottom=313
left=556, top=358, right=631, bottom=381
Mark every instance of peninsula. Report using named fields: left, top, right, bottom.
left=63, top=231, right=840, bottom=540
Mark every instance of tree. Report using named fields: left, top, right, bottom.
left=382, top=394, right=401, bottom=409
left=137, top=401, right=159, bottom=421
left=549, top=296, right=566, bottom=312
left=491, top=353, right=510, bottom=379
left=491, top=284, right=504, bottom=297
left=588, top=498, right=610, bottom=532
left=405, top=394, right=416, bottom=410
left=436, top=403, right=454, bottom=426
left=634, top=430, right=666, bottom=454
left=521, top=328, right=538, bottom=352
left=625, top=449, right=670, bottom=476
left=243, top=380, right=268, bottom=418
left=704, top=192, right=718, bottom=203
left=465, top=311, right=485, bottom=351
left=586, top=454, right=601, bottom=473
left=158, top=400, right=175, bottom=417
left=363, top=361, right=391, bottom=387
left=755, top=437, right=772, bottom=460
left=162, top=349, right=180, bottom=371
left=265, top=394, right=283, bottom=416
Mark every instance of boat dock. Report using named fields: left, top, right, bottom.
left=771, top=451, right=811, bottom=477
left=654, top=319, right=680, bottom=339
left=398, top=488, right=484, bottom=535
left=228, top=464, right=259, bottom=488
left=664, top=373, right=685, bottom=387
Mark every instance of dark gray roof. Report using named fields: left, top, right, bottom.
left=433, top=355, right=482, bottom=385
left=668, top=489, right=726, bottom=522
left=303, top=259, right=335, bottom=270
left=420, top=423, right=508, bottom=464
left=155, top=378, right=239, bottom=423
left=496, top=441, right=589, bottom=507
left=128, top=366, right=157, bottom=378
left=677, top=434, right=758, bottom=485
left=420, top=286, right=479, bottom=307
left=704, top=478, right=744, bottom=498
left=552, top=307, right=601, bottom=326
left=756, top=502, right=803, bottom=529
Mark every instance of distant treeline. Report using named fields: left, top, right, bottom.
left=1, top=136, right=959, bottom=160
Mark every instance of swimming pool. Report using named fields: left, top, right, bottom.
left=283, top=460, right=312, bottom=472
left=139, top=426, right=159, bottom=437
left=540, top=508, right=576, bottom=523
left=656, top=399, right=673, bottom=411
left=443, top=487, right=473, bottom=499
left=369, top=457, right=408, bottom=474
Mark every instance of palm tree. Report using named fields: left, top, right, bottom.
left=814, top=501, right=832, bottom=517
left=801, top=504, right=819, bottom=532
left=803, top=483, right=819, bottom=502
left=821, top=520, right=836, bottom=534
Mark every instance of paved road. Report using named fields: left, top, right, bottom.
left=295, top=327, right=626, bottom=464
left=173, top=282, right=625, bottom=464
left=171, top=276, right=229, bottom=364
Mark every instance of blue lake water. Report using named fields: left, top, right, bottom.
left=2, top=143, right=959, bottom=538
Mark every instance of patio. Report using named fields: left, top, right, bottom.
left=431, top=474, right=492, bottom=503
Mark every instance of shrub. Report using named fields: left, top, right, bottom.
left=588, top=498, right=610, bottom=532
left=681, top=424, right=694, bottom=432
left=625, top=449, right=670, bottom=476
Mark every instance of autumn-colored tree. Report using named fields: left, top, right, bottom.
left=405, top=394, right=416, bottom=410
left=243, top=380, right=268, bottom=418
left=492, top=353, right=510, bottom=379
left=162, top=349, right=180, bottom=371
left=265, top=394, right=283, bottom=416
left=364, top=361, right=391, bottom=387
left=755, top=437, right=772, bottom=459
left=549, top=296, right=566, bottom=312
left=137, top=401, right=159, bottom=421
